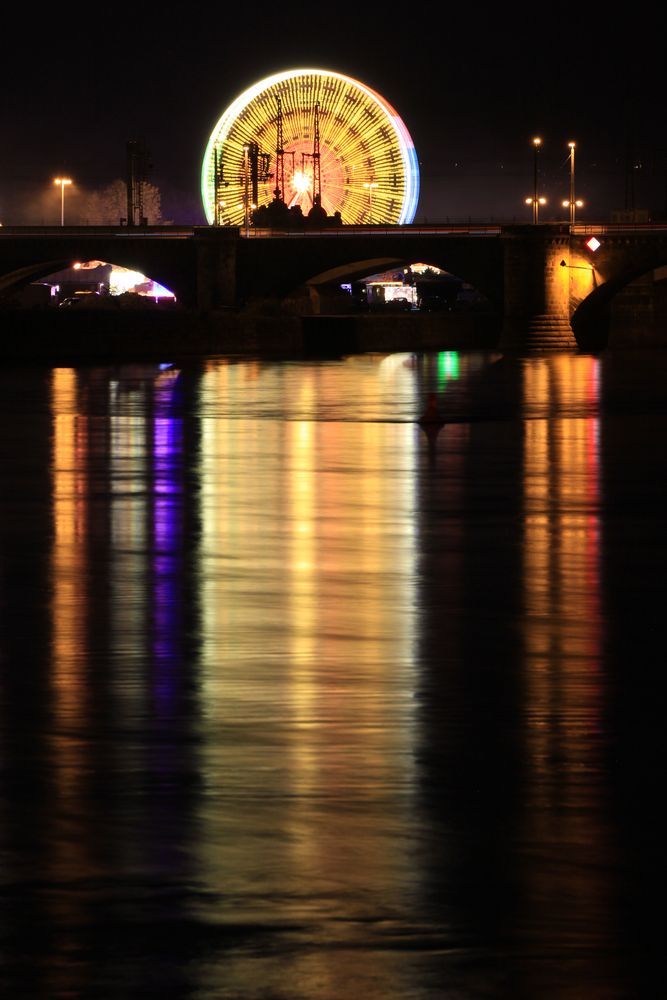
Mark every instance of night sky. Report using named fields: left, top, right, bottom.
left=2, top=9, right=665, bottom=225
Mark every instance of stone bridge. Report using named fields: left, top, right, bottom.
left=2, top=223, right=667, bottom=349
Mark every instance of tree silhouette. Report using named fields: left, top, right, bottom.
left=79, top=180, right=162, bottom=225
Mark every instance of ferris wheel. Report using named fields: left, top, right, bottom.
left=201, top=68, right=420, bottom=227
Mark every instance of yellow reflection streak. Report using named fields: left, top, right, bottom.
left=109, top=385, right=149, bottom=713
left=285, top=405, right=420, bottom=989
left=195, top=358, right=420, bottom=996
left=285, top=391, right=319, bottom=801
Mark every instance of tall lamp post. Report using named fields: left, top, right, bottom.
left=568, top=141, right=575, bottom=222
left=562, top=141, right=584, bottom=224
left=562, top=197, right=584, bottom=223
left=53, top=177, right=72, bottom=226
left=531, top=137, right=542, bottom=223
left=363, top=181, right=378, bottom=224
left=525, top=195, right=547, bottom=223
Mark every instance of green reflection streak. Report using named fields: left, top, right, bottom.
left=437, top=351, right=459, bottom=386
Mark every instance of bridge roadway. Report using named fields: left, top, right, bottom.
left=2, top=222, right=667, bottom=348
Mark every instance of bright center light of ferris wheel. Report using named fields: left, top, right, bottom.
left=201, top=68, right=420, bottom=226
left=291, top=170, right=310, bottom=195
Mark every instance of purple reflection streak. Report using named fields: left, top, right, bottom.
left=151, top=379, right=184, bottom=717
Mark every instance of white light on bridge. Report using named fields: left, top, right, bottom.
left=109, top=265, right=175, bottom=301
left=586, top=236, right=601, bottom=251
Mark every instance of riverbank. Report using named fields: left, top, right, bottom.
left=0, top=308, right=502, bottom=363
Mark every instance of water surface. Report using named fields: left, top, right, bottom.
left=0, top=350, right=664, bottom=998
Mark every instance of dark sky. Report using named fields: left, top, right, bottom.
left=2, top=8, right=665, bottom=224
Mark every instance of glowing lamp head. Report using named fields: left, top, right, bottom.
left=291, top=170, right=311, bottom=195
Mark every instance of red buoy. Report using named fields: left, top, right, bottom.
left=418, top=393, right=444, bottom=425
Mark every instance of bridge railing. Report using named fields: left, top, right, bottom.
left=3, top=222, right=666, bottom=240
left=571, top=223, right=667, bottom=234
left=242, top=225, right=503, bottom=238
left=0, top=226, right=196, bottom=238
left=241, top=221, right=667, bottom=237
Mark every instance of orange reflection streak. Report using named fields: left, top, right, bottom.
left=521, top=355, right=610, bottom=947
left=51, top=368, right=87, bottom=744
left=49, top=368, right=92, bottom=984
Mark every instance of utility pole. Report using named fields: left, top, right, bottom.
left=312, top=101, right=321, bottom=206
left=274, top=97, right=285, bottom=202
left=302, top=101, right=322, bottom=208
left=214, top=146, right=229, bottom=225
left=240, top=141, right=271, bottom=231
left=125, top=139, right=150, bottom=226
left=242, top=144, right=250, bottom=236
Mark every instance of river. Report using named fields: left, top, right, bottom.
left=0, top=348, right=664, bottom=999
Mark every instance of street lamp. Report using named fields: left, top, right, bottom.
left=53, top=177, right=72, bottom=226
left=563, top=141, right=583, bottom=224
left=562, top=199, right=584, bottom=222
left=525, top=196, right=547, bottom=223
left=531, top=137, right=542, bottom=224
left=363, top=181, right=378, bottom=224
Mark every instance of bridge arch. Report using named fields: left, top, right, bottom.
left=0, top=257, right=178, bottom=309
left=236, top=235, right=505, bottom=313
left=297, top=256, right=491, bottom=313
left=567, top=236, right=667, bottom=349
left=0, top=258, right=77, bottom=297
left=0, top=229, right=200, bottom=307
left=305, top=258, right=404, bottom=287
left=302, top=253, right=500, bottom=307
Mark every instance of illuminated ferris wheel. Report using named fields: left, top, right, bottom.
left=201, top=68, right=420, bottom=227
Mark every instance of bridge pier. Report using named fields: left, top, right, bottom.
left=499, top=228, right=578, bottom=350
left=194, top=228, right=238, bottom=310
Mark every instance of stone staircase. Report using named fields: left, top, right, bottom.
left=522, top=313, right=578, bottom=350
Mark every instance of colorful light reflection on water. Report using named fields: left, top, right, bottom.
left=0, top=350, right=663, bottom=999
